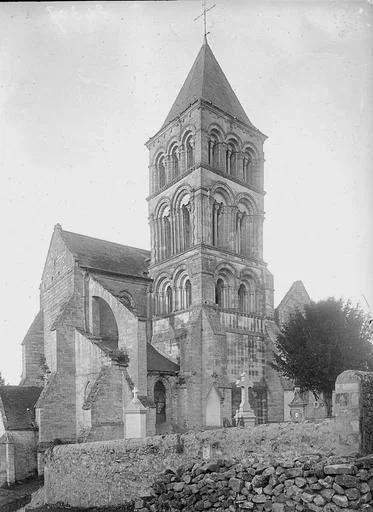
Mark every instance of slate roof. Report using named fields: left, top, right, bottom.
left=276, top=280, right=311, bottom=313
left=162, top=40, right=252, bottom=129
left=60, top=229, right=150, bottom=279
left=147, top=344, right=179, bottom=373
left=0, top=386, right=42, bottom=430
left=21, top=311, right=43, bottom=346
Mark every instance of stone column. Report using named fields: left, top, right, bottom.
left=236, top=153, right=244, bottom=181
left=228, top=206, right=237, bottom=252
left=156, top=218, right=162, bottom=261
left=178, top=209, right=183, bottom=252
left=170, top=208, right=176, bottom=255
left=174, top=210, right=180, bottom=254
left=212, top=202, right=218, bottom=246
left=164, top=155, right=171, bottom=182
left=258, top=214, right=264, bottom=260
left=188, top=194, right=196, bottom=246
left=149, top=164, right=155, bottom=194
left=149, top=215, right=155, bottom=262
left=200, top=128, right=209, bottom=166
left=203, top=193, right=213, bottom=245
left=179, top=146, right=186, bottom=174
left=256, top=156, right=264, bottom=189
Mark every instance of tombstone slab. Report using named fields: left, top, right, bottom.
left=334, top=370, right=373, bottom=456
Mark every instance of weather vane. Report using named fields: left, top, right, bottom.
left=194, top=0, right=216, bottom=40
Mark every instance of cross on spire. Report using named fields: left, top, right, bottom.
left=194, top=0, right=216, bottom=41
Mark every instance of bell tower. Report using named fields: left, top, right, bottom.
left=146, top=40, right=275, bottom=429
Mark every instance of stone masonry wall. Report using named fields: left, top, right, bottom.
left=12, top=431, right=38, bottom=482
left=43, top=420, right=360, bottom=508
left=138, top=454, right=373, bottom=512
left=40, top=228, right=76, bottom=373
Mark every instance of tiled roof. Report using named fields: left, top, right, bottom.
left=60, top=229, right=150, bottom=279
left=162, top=40, right=252, bottom=129
left=147, top=344, right=179, bottom=373
left=0, top=386, right=42, bottom=430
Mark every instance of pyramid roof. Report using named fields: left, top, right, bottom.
left=162, top=40, right=252, bottom=129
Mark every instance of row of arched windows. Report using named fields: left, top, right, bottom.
left=208, top=128, right=259, bottom=187
left=211, top=189, right=261, bottom=259
left=152, top=192, right=192, bottom=262
left=154, top=271, right=192, bottom=316
left=151, top=184, right=262, bottom=262
left=215, top=275, right=262, bottom=314
left=153, top=132, right=195, bottom=192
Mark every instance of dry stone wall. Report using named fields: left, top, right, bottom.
left=138, top=454, right=373, bottom=511
left=44, top=420, right=359, bottom=508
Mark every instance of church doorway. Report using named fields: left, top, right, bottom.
left=154, top=381, right=166, bottom=428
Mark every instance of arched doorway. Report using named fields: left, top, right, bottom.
left=154, top=381, right=166, bottom=427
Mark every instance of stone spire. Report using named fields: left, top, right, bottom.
left=162, top=40, right=253, bottom=129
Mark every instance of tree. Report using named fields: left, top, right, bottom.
left=272, top=298, right=373, bottom=415
left=0, top=372, right=5, bottom=386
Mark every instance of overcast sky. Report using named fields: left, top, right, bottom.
left=0, top=1, right=372, bottom=384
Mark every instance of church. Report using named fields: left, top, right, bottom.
left=10, top=38, right=312, bottom=476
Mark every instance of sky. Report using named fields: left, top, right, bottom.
left=0, top=1, right=372, bottom=384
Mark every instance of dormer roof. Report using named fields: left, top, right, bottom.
left=162, top=40, right=252, bottom=129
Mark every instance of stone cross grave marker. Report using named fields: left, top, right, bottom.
left=235, top=372, right=256, bottom=427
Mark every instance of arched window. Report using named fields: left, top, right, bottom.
left=243, top=149, right=254, bottom=183
left=166, top=286, right=173, bottom=314
left=238, top=284, right=247, bottom=313
left=185, top=279, right=192, bottom=308
left=240, top=278, right=258, bottom=314
left=215, top=278, right=224, bottom=307
left=208, top=134, right=219, bottom=168
left=158, top=155, right=166, bottom=189
left=236, top=200, right=257, bottom=258
left=170, top=145, right=179, bottom=178
left=226, top=142, right=237, bottom=175
left=162, top=210, right=172, bottom=259
left=236, top=214, right=244, bottom=254
left=154, top=381, right=166, bottom=425
left=185, top=136, right=194, bottom=169
left=176, top=193, right=192, bottom=253
left=182, top=205, right=191, bottom=249
left=212, top=201, right=224, bottom=247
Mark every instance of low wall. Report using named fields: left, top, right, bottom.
left=141, top=454, right=373, bottom=512
left=44, top=419, right=358, bottom=508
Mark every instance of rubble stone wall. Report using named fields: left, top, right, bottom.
left=43, top=419, right=360, bottom=508
left=139, top=454, right=373, bottom=512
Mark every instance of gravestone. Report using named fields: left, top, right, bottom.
left=334, top=370, right=373, bottom=456
left=124, top=387, right=147, bottom=438
left=288, top=386, right=307, bottom=422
